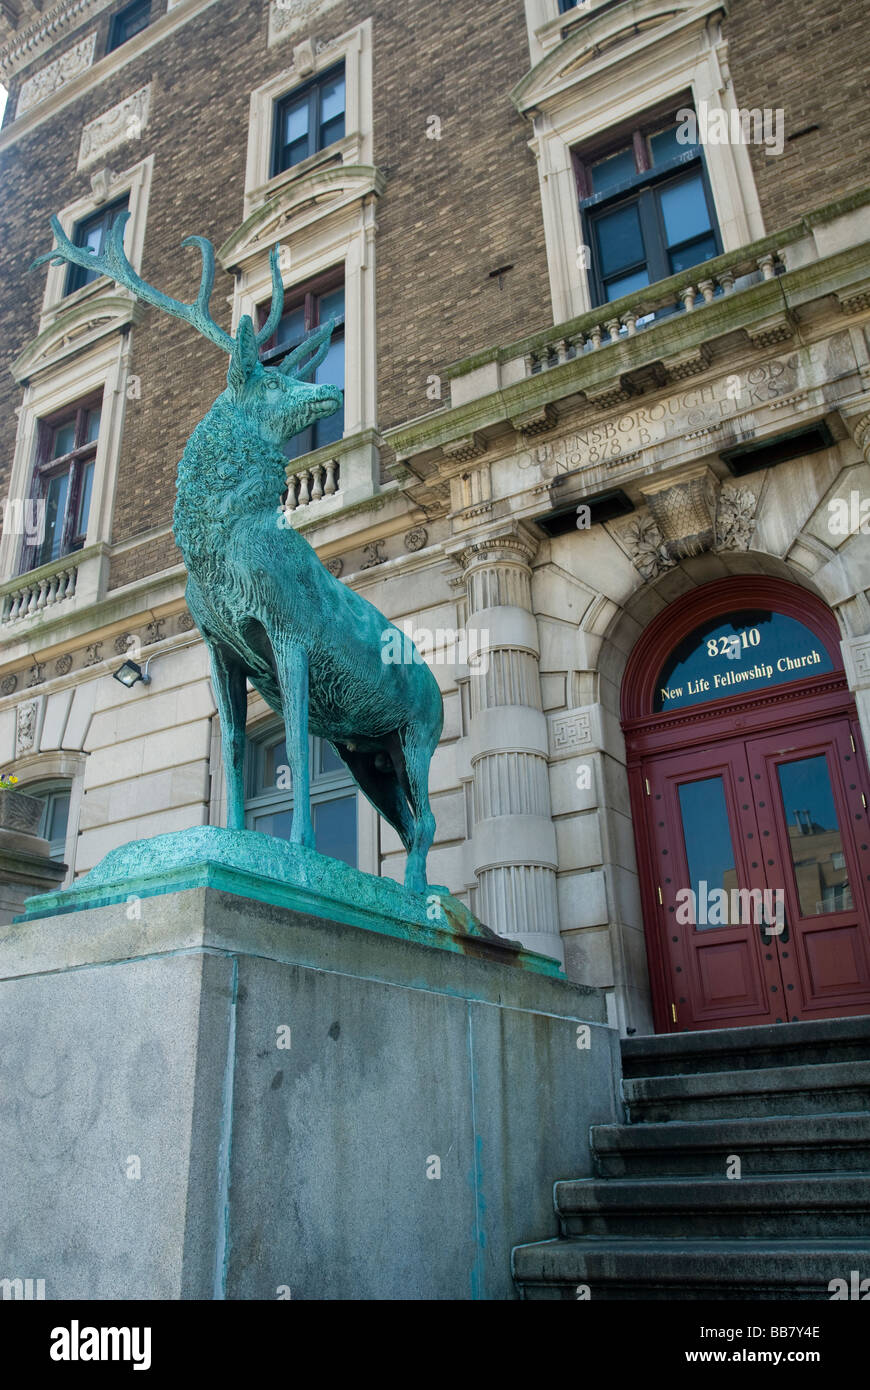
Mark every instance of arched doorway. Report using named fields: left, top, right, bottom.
left=622, top=576, right=870, bottom=1034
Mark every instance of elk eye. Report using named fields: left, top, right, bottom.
left=266, top=380, right=279, bottom=390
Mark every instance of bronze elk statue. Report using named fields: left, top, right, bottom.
left=34, top=214, right=443, bottom=893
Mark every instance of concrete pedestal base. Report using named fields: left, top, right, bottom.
left=0, top=883, right=619, bottom=1299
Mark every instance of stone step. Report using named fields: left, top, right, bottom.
left=592, top=1112, right=870, bottom=1178
left=512, top=1238, right=870, bottom=1300
left=621, top=1016, right=870, bottom=1079
left=554, top=1173, right=870, bottom=1239
left=623, top=1059, right=870, bottom=1122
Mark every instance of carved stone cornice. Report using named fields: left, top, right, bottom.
left=0, top=0, right=112, bottom=82
left=11, top=295, right=144, bottom=383
left=218, top=165, right=386, bottom=270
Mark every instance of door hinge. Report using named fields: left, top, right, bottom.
left=862, top=794, right=867, bottom=810
left=850, top=734, right=857, bottom=753
left=645, top=778, right=651, bottom=796
left=657, top=885, right=663, bottom=905
left=670, top=1002, right=678, bottom=1023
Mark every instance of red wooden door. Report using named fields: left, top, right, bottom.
left=643, top=743, right=786, bottom=1031
left=745, top=718, right=870, bottom=1022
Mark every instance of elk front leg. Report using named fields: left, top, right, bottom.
left=273, top=637, right=314, bottom=849
left=208, top=643, right=248, bottom=831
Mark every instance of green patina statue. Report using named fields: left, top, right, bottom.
left=34, top=214, right=443, bottom=894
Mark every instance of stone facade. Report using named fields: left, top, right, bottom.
left=1, top=0, right=869, bottom=1032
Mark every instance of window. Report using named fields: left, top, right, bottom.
left=245, top=728, right=357, bottom=867
left=271, top=63, right=346, bottom=177
left=558, top=0, right=580, bottom=10
left=259, top=272, right=345, bottom=460
left=575, top=109, right=721, bottom=306
left=65, top=196, right=129, bottom=296
left=24, top=398, right=101, bottom=572
left=30, top=782, right=72, bottom=861
left=107, top=0, right=151, bottom=53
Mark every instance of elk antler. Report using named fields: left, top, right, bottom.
left=32, top=211, right=286, bottom=355
left=278, top=318, right=336, bottom=382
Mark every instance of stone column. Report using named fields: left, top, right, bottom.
left=450, top=524, right=563, bottom=964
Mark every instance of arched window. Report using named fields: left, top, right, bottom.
left=244, top=727, right=358, bottom=867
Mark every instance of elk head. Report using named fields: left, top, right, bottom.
left=32, top=210, right=343, bottom=448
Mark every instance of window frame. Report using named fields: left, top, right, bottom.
left=271, top=61, right=347, bottom=180
left=65, top=195, right=130, bottom=297
left=107, top=0, right=152, bottom=54
left=23, top=394, right=103, bottom=575
left=244, top=726, right=358, bottom=866
left=576, top=111, right=722, bottom=308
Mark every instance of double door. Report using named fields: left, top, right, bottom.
left=643, top=716, right=870, bottom=1031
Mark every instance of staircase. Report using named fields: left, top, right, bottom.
left=512, top=1017, right=870, bottom=1299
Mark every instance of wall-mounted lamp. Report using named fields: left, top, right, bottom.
left=112, top=658, right=152, bottom=689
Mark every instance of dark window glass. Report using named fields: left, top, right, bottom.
left=558, top=0, right=579, bottom=10
left=777, top=757, right=853, bottom=917
left=576, top=112, right=717, bottom=307
left=25, top=401, right=102, bottom=573
left=259, top=277, right=345, bottom=460
left=65, top=197, right=129, bottom=296
left=654, top=611, right=835, bottom=713
left=678, top=776, right=738, bottom=930
left=245, top=730, right=357, bottom=867
left=107, top=0, right=150, bottom=53
left=272, top=64, right=346, bottom=176
left=30, top=783, right=71, bottom=861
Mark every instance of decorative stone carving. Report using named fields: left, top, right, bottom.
left=511, top=404, right=558, bottom=437
left=0, top=674, right=18, bottom=696
left=27, top=662, right=45, bottom=687
left=403, top=528, right=428, bottom=552
left=324, top=557, right=344, bottom=578
left=625, top=515, right=678, bottom=582
left=16, top=700, right=38, bottom=755
left=89, top=166, right=115, bottom=203
left=77, top=83, right=151, bottom=170
left=16, top=32, right=97, bottom=116
left=642, top=470, right=718, bottom=560
left=268, top=0, right=343, bottom=47
left=745, top=313, right=794, bottom=351
left=442, top=432, right=487, bottom=464
left=84, top=643, right=102, bottom=666
left=176, top=612, right=195, bottom=632
left=716, top=485, right=758, bottom=551
left=114, top=632, right=134, bottom=654
left=54, top=653, right=73, bottom=676
left=145, top=619, right=165, bottom=644
left=662, top=344, right=711, bottom=381
left=360, top=541, right=387, bottom=569
left=549, top=708, right=593, bottom=757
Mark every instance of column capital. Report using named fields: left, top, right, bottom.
left=445, top=521, right=540, bottom=573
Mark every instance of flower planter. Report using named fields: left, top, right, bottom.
left=0, top=788, right=44, bottom=836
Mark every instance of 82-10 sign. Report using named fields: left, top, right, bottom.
left=707, top=627, right=761, bottom=658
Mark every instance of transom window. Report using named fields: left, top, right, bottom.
left=107, top=0, right=151, bottom=54
left=25, top=398, right=101, bottom=573
left=245, top=728, right=357, bottom=867
left=65, top=195, right=129, bottom=296
left=575, top=107, right=721, bottom=305
left=272, top=63, right=346, bottom=177
left=259, top=271, right=345, bottom=461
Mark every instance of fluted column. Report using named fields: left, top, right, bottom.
left=450, top=524, right=563, bottom=964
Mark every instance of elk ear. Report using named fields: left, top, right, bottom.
left=227, top=315, right=260, bottom=395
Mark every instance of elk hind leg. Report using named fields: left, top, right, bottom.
left=396, top=724, right=437, bottom=894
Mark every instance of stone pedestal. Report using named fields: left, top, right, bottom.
left=0, top=834, right=619, bottom=1300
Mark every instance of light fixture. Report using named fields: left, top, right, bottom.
left=113, top=658, right=151, bottom=688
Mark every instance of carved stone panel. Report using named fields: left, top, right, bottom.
left=78, top=84, right=152, bottom=170
left=268, top=0, right=344, bottom=47
left=17, top=32, right=97, bottom=116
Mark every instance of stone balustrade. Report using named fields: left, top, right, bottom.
left=285, top=458, right=340, bottom=510
left=0, top=560, right=78, bottom=625
left=523, top=250, right=785, bottom=375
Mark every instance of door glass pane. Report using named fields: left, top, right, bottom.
left=590, top=146, right=637, bottom=194
left=678, top=776, right=738, bottom=930
left=777, top=756, right=853, bottom=916
left=76, top=461, right=94, bottom=537
left=314, top=795, right=356, bottom=866
left=659, top=174, right=712, bottom=248
left=595, top=202, right=645, bottom=278
left=40, top=472, right=69, bottom=563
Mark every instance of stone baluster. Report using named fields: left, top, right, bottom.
left=590, top=325, right=603, bottom=350
left=698, top=278, right=716, bottom=303
left=758, top=252, right=778, bottom=280
left=680, top=285, right=697, bottom=312
left=310, top=463, right=324, bottom=502
left=324, top=460, right=338, bottom=496
left=296, top=470, right=311, bottom=507
left=449, top=525, right=563, bottom=964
